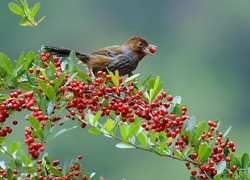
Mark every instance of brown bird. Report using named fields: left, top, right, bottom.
left=41, top=36, right=156, bottom=77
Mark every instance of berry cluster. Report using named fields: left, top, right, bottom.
left=0, top=52, right=238, bottom=179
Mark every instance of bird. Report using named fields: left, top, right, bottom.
left=41, top=36, right=156, bottom=77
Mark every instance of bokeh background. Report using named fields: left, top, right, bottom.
left=1, top=1, right=250, bottom=179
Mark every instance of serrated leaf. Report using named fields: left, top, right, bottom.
left=88, top=128, right=103, bottom=135
left=49, top=126, right=78, bottom=140
left=115, top=143, right=134, bottom=149
left=29, top=2, right=40, bottom=17
left=8, top=2, right=24, bottom=16
left=28, top=116, right=40, bottom=130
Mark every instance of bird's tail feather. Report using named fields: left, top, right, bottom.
left=41, top=45, right=90, bottom=63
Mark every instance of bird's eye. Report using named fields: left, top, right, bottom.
left=138, top=42, right=144, bottom=47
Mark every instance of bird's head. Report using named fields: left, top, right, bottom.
left=123, top=36, right=156, bottom=60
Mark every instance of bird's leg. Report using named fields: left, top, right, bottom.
left=88, top=68, right=96, bottom=81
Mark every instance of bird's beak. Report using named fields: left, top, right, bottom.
left=144, top=44, right=157, bottom=56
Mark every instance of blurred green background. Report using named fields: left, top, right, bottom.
left=1, top=1, right=250, bottom=179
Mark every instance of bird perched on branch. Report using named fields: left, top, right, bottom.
left=41, top=36, right=156, bottom=77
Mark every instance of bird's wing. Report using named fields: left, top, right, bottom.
left=91, top=45, right=123, bottom=57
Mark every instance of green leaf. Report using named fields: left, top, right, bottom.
left=24, top=51, right=35, bottom=69
left=104, top=118, right=114, bottom=134
left=49, top=167, right=63, bottom=177
left=8, top=141, right=20, bottom=154
left=192, top=121, right=207, bottom=143
left=141, top=73, right=152, bottom=86
left=174, top=149, right=183, bottom=158
left=64, top=72, right=78, bottom=87
left=240, top=171, right=250, bottom=180
left=20, top=150, right=33, bottom=166
left=53, top=73, right=65, bottom=90
left=187, top=116, right=196, bottom=135
left=72, top=65, right=88, bottom=80
left=198, top=143, right=208, bottom=162
left=49, top=126, right=78, bottom=140
left=43, top=120, right=52, bottom=140
left=29, top=2, right=40, bottom=17
left=8, top=2, right=24, bottom=16
left=172, top=104, right=182, bottom=116
left=15, top=52, right=25, bottom=69
left=241, top=153, right=249, bottom=169
left=28, top=116, right=40, bottom=130
left=120, top=124, right=128, bottom=140
left=37, top=16, right=46, bottom=25
left=0, top=53, right=14, bottom=74
left=172, top=96, right=182, bottom=104
left=93, top=111, right=102, bottom=125
left=88, top=128, right=103, bottom=135
left=149, top=76, right=163, bottom=103
left=124, top=73, right=140, bottom=83
left=68, top=51, right=76, bottom=71
left=45, top=68, right=55, bottom=80
left=128, top=124, right=140, bottom=140
left=223, top=126, right=232, bottom=139
left=109, top=70, right=119, bottom=88
left=217, top=161, right=226, bottom=175
left=116, top=143, right=134, bottom=149
left=47, top=100, right=54, bottom=116
left=137, top=132, right=147, bottom=147
left=40, top=96, right=47, bottom=115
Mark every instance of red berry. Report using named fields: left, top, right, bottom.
left=77, top=155, right=83, bottom=160
left=149, top=46, right=156, bottom=53
left=191, top=169, right=197, bottom=176
left=226, top=156, right=231, bottom=162
left=231, top=165, right=237, bottom=171
left=29, top=68, right=34, bottom=73
left=70, top=110, right=76, bottom=116
left=191, top=153, right=198, bottom=159
left=167, top=95, right=173, bottom=101
left=12, top=119, right=18, bottom=125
